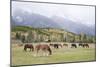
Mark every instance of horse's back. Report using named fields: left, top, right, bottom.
left=35, top=44, right=50, bottom=50
left=24, top=44, right=34, bottom=48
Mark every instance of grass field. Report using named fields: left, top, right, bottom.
left=11, top=43, right=96, bottom=66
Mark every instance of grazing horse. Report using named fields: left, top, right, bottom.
left=34, top=44, right=52, bottom=56
left=78, top=43, right=83, bottom=47
left=50, top=44, right=62, bottom=49
left=82, top=43, right=89, bottom=48
left=54, top=44, right=59, bottom=49
left=49, top=44, right=54, bottom=47
left=71, top=44, right=77, bottom=48
left=24, top=44, right=34, bottom=52
left=63, top=44, right=68, bottom=47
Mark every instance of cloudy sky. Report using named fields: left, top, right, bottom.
left=12, top=1, right=95, bottom=26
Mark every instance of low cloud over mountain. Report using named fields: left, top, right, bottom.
left=12, top=8, right=95, bottom=36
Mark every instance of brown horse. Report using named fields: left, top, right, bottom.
left=78, top=43, right=89, bottom=48
left=78, top=43, right=83, bottom=47
left=50, top=44, right=62, bottom=49
left=71, top=44, right=77, bottom=48
left=82, top=43, right=89, bottom=48
left=24, top=44, right=34, bottom=52
left=63, top=44, right=68, bottom=47
left=34, top=44, right=52, bottom=56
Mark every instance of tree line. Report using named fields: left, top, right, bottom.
left=15, top=30, right=95, bottom=43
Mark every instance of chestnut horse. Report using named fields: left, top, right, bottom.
left=34, top=44, right=52, bottom=56
left=24, top=44, right=34, bottom=52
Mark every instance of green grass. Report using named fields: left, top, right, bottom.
left=11, top=46, right=95, bottom=66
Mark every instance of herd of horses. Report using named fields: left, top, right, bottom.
left=23, top=43, right=89, bottom=56
left=24, top=44, right=52, bottom=56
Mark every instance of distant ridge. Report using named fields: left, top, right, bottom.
left=12, top=8, right=95, bottom=36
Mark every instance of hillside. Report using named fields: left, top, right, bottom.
left=11, top=26, right=95, bottom=43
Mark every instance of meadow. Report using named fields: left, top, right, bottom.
left=11, top=43, right=96, bottom=66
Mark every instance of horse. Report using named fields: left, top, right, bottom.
left=50, top=44, right=62, bottom=49
left=71, top=44, right=77, bottom=48
left=49, top=44, right=54, bottom=47
left=63, top=44, right=68, bottom=47
left=24, top=44, right=34, bottom=52
left=78, top=43, right=83, bottom=47
left=34, top=44, right=52, bottom=56
left=82, top=43, right=89, bottom=48
left=54, top=44, right=59, bottom=49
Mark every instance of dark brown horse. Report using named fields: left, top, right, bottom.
left=71, top=44, right=77, bottom=48
left=24, top=44, right=34, bottom=52
left=78, top=43, right=83, bottom=47
left=34, top=44, right=52, bottom=56
left=78, top=43, right=89, bottom=48
left=82, top=43, right=89, bottom=48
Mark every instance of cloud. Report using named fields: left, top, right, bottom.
left=12, top=1, right=95, bottom=26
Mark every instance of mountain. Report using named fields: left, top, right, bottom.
left=12, top=9, right=61, bottom=29
left=52, top=16, right=95, bottom=36
left=12, top=8, right=95, bottom=36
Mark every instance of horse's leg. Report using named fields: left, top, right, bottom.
left=37, top=49, right=40, bottom=56
left=34, top=49, right=37, bottom=57
left=32, top=47, right=34, bottom=51
left=88, top=45, right=89, bottom=48
left=43, top=50, right=47, bottom=56
left=47, top=49, right=50, bottom=56
left=30, top=48, right=31, bottom=52
left=57, top=45, right=59, bottom=49
left=30, top=48, right=33, bottom=52
left=75, top=45, right=77, bottom=48
left=46, top=50, right=49, bottom=56
left=24, top=47, right=26, bottom=52
left=26, top=48, right=27, bottom=52
left=82, top=45, right=84, bottom=48
left=35, top=48, right=40, bottom=56
left=43, top=50, right=45, bottom=56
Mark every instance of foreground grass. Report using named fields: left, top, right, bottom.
left=11, top=46, right=95, bottom=66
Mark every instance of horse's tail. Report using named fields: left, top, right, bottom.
left=48, top=47, right=52, bottom=55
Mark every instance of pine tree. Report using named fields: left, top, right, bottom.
left=27, top=31, right=33, bottom=43
left=16, top=32, right=21, bottom=40
left=21, top=35, right=26, bottom=43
